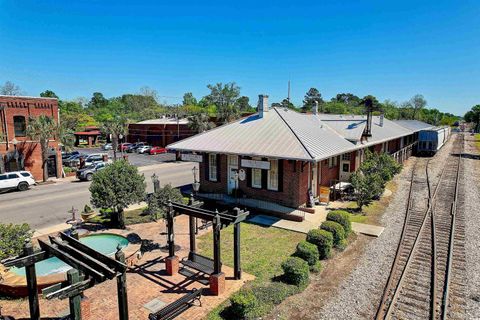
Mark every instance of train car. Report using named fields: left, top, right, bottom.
left=417, top=126, right=450, bottom=156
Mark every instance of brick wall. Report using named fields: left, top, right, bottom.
left=320, top=157, right=339, bottom=186
left=0, top=96, right=62, bottom=181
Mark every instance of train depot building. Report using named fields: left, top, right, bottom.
left=168, top=95, right=438, bottom=210
left=0, top=95, right=62, bottom=181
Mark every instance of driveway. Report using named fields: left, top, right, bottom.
left=0, top=161, right=198, bottom=230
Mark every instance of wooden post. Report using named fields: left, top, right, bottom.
left=24, top=242, right=40, bottom=320
left=67, top=269, right=82, bottom=320
left=188, top=196, right=196, bottom=253
left=115, top=249, right=129, bottom=320
left=167, top=202, right=175, bottom=257
left=233, top=218, right=241, bottom=280
left=213, top=215, right=221, bottom=274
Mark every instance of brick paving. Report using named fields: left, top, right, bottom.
left=0, top=216, right=254, bottom=319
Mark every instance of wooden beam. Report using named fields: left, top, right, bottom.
left=24, top=242, right=40, bottom=320
left=44, top=279, right=91, bottom=300
left=67, top=270, right=82, bottom=320
left=38, top=240, right=105, bottom=283
left=59, top=232, right=127, bottom=272
left=42, top=275, right=87, bottom=297
left=50, top=237, right=117, bottom=279
left=2, top=251, right=50, bottom=268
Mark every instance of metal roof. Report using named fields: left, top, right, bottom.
left=319, top=118, right=366, bottom=142
left=136, top=117, right=189, bottom=125
left=393, top=120, right=435, bottom=132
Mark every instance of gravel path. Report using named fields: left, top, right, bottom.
left=316, top=138, right=455, bottom=320
left=463, top=135, right=480, bottom=319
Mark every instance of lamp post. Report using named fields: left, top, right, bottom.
left=151, top=173, right=160, bottom=193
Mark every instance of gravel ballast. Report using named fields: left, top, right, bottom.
left=316, top=137, right=455, bottom=320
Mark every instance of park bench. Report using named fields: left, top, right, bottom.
left=148, top=288, right=203, bottom=320
left=180, top=252, right=221, bottom=275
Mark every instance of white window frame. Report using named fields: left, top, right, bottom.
left=251, top=157, right=262, bottom=189
left=328, top=156, right=338, bottom=168
left=341, top=153, right=351, bottom=161
left=267, top=159, right=279, bottom=191
left=209, top=154, right=217, bottom=181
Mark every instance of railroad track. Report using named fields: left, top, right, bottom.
left=376, top=134, right=466, bottom=320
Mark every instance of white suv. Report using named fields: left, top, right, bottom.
left=0, top=171, right=36, bottom=192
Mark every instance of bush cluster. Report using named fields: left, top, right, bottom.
left=306, top=229, right=333, bottom=259
left=281, top=256, right=310, bottom=287
left=0, top=223, right=33, bottom=260
left=320, top=221, right=345, bottom=248
left=326, top=210, right=352, bottom=235
left=229, top=288, right=258, bottom=319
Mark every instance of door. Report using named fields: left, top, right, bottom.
left=339, top=153, right=352, bottom=181
left=311, top=163, right=318, bottom=197
left=47, top=155, right=57, bottom=177
left=227, top=155, right=238, bottom=194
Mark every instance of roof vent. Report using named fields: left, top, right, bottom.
left=257, top=94, right=269, bottom=118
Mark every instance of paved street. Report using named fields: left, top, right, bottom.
left=0, top=161, right=197, bottom=230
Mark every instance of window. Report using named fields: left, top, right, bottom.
left=251, top=157, right=262, bottom=188
left=14, top=116, right=26, bottom=137
left=20, top=172, right=31, bottom=177
left=7, top=173, right=19, bottom=179
left=268, top=159, right=279, bottom=191
left=328, top=156, right=337, bottom=168
left=209, top=154, right=217, bottom=181
left=341, top=153, right=351, bottom=161
left=0, top=174, right=6, bottom=180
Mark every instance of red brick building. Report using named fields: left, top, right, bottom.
left=0, top=95, right=62, bottom=181
left=168, top=95, right=425, bottom=209
left=127, top=117, right=194, bottom=147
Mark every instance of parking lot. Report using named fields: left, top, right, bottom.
left=71, top=147, right=176, bottom=167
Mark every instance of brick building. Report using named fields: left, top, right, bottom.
left=0, top=95, right=62, bottom=181
left=168, top=95, right=427, bottom=209
left=127, top=117, right=194, bottom=147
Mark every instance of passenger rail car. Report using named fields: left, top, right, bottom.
left=417, top=126, right=451, bottom=156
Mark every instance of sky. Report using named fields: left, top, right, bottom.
left=0, top=0, right=479, bottom=116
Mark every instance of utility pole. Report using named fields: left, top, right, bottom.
left=287, top=80, right=291, bottom=104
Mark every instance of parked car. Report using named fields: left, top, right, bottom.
left=136, top=145, right=151, bottom=154
left=119, top=143, right=132, bottom=151
left=0, top=171, right=36, bottom=192
left=126, top=142, right=146, bottom=153
left=76, top=162, right=108, bottom=181
left=102, top=143, right=113, bottom=150
left=62, top=150, right=80, bottom=160
left=64, top=153, right=87, bottom=167
left=84, top=153, right=108, bottom=166
left=149, top=146, right=167, bottom=155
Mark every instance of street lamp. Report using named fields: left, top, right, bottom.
left=151, top=173, right=160, bottom=193
left=192, top=166, right=200, bottom=194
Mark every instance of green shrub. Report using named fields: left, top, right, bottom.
left=293, top=240, right=319, bottom=266
left=306, top=229, right=333, bottom=259
left=229, top=288, right=258, bottom=319
left=310, top=261, right=323, bottom=273
left=281, top=257, right=310, bottom=287
left=320, top=221, right=345, bottom=248
left=0, top=223, right=33, bottom=260
left=254, top=282, right=301, bottom=306
left=327, top=210, right=352, bottom=235
left=83, top=204, right=94, bottom=213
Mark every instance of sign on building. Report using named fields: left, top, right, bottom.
left=241, top=159, right=270, bottom=170
left=181, top=154, right=203, bottom=162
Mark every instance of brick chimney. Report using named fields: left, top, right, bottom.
left=379, top=113, right=384, bottom=127
left=257, top=94, right=269, bottom=118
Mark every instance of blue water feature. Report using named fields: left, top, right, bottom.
left=10, top=234, right=129, bottom=277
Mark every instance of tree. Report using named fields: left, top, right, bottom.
left=0, top=223, right=33, bottom=260
left=58, top=123, right=75, bottom=152
left=360, top=95, right=381, bottom=111
left=40, top=90, right=59, bottom=99
left=101, top=117, right=128, bottom=161
left=332, top=93, right=360, bottom=106
left=87, top=92, right=109, bottom=111
left=409, top=94, right=427, bottom=120
left=182, top=92, right=197, bottom=106
left=235, top=96, right=252, bottom=111
left=302, top=88, right=324, bottom=113
left=188, top=113, right=215, bottom=133
left=26, top=115, right=58, bottom=182
left=89, top=160, right=146, bottom=229
left=350, top=171, right=383, bottom=209
left=205, top=82, right=241, bottom=123
left=464, top=105, right=480, bottom=132
left=0, top=81, right=22, bottom=96
left=147, top=184, right=184, bottom=220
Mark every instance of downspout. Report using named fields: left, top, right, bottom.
left=2, top=107, right=9, bottom=151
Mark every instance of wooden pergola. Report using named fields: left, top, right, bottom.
left=163, top=201, right=249, bottom=295
left=2, top=232, right=129, bottom=320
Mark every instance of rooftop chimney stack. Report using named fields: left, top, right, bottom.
left=379, top=113, right=384, bottom=127
left=364, top=98, right=373, bottom=137
left=313, top=101, right=318, bottom=115
left=258, top=94, right=269, bottom=118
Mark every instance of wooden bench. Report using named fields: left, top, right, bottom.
left=148, top=288, right=203, bottom=320
left=180, top=252, right=221, bottom=275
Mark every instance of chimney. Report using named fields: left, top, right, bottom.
left=257, top=94, right=269, bottom=118
left=364, top=98, right=373, bottom=137
left=313, top=101, right=318, bottom=115
left=379, top=113, right=384, bottom=127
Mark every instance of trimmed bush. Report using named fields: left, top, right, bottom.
left=310, top=261, right=323, bottom=273
left=320, top=221, right=345, bottom=248
left=306, top=229, right=333, bottom=259
left=294, top=240, right=319, bottom=266
left=254, top=282, right=300, bottom=307
left=281, top=257, right=310, bottom=287
left=229, top=288, right=258, bottom=319
left=327, top=210, right=352, bottom=235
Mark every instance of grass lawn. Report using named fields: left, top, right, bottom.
left=88, top=207, right=151, bottom=226
left=197, top=222, right=305, bottom=318
left=475, top=134, right=480, bottom=151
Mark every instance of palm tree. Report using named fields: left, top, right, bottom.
left=188, top=113, right=215, bottom=133
left=58, top=123, right=75, bottom=152
left=101, top=117, right=128, bottom=161
left=26, top=115, right=58, bottom=182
